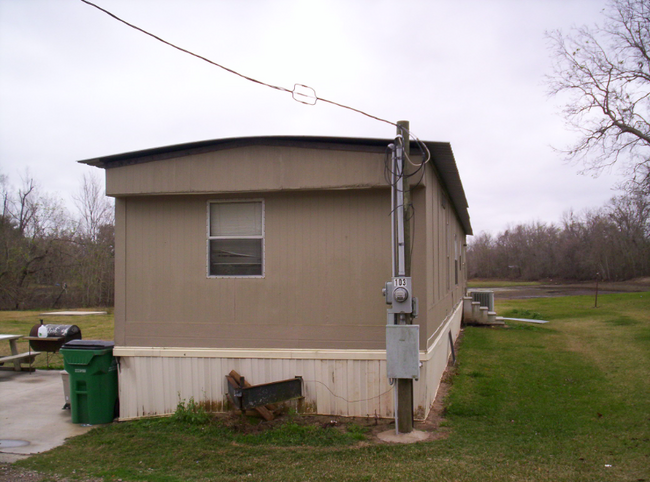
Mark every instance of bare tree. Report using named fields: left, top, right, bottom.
left=0, top=171, right=118, bottom=309
left=468, top=190, right=650, bottom=281
left=73, top=172, right=115, bottom=306
left=547, top=0, right=650, bottom=187
left=74, top=172, right=114, bottom=242
left=467, top=232, right=496, bottom=279
left=0, top=173, right=73, bottom=308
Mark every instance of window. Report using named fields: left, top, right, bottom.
left=454, top=234, right=459, bottom=285
left=208, top=201, right=264, bottom=277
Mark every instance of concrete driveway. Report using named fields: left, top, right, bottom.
left=0, top=369, right=92, bottom=463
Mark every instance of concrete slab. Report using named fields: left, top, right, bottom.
left=0, top=370, right=92, bottom=463
left=377, top=428, right=431, bottom=444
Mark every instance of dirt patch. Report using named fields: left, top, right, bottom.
left=0, top=463, right=103, bottom=482
left=417, top=367, right=453, bottom=441
left=214, top=367, right=453, bottom=443
left=216, top=409, right=395, bottom=438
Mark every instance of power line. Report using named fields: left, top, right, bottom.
left=80, top=0, right=291, bottom=96
left=303, top=379, right=394, bottom=404
left=80, top=0, right=403, bottom=130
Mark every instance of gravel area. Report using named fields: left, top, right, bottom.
left=0, top=462, right=106, bottom=481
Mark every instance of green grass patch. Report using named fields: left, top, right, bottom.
left=12, top=292, right=650, bottom=481
left=172, top=397, right=213, bottom=425
left=237, top=420, right=367, bottom=446
left=0, top=309, right=114, bottom=369
left=17, top=415, right=371, bottom=481
left=502, top=307, right=545, bottom=319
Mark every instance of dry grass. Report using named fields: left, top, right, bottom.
left=0, top=309, right=114, bottom=369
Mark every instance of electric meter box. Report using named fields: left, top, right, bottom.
left=390, top=277, right=412, bottom=313
left=386, top=325, right=420, bottom=380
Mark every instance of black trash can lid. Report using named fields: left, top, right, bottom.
left=61, top=340, right=115, bottom=350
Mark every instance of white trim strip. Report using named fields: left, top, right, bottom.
left=113, top=346, right=388, bottom=360
left=425, top=300, right=463, bottom=354
left=114, top=302, right=462, bottom=362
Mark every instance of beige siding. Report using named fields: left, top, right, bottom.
left=115, top=301, right=463, bottom=421
left=114, top=198, right=127, bottom=345
left=108, top=141, right=469, bottom=421
left=121, top=189, right=395, bottom=350
left=115, top=156, right=467, bottom=353
left=420, top=163, right=468, bottom=346
left=409, top=188, right=429, bottom=348
left=106, top=146, right=388, bottom=196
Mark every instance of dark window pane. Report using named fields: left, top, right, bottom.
left=209, top=239, right=262, bottom=276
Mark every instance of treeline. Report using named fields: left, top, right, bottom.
left=467, top=189, right=650, bottom=281
left=0, top=172, right=114, bottom=310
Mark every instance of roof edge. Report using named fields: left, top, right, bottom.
left=79, top=135, right=472, bottom=235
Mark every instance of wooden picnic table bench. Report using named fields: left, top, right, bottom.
left=0, top=334, right=41, bottom=372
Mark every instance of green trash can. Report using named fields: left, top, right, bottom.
left=60, top=340, right=118, bottom=425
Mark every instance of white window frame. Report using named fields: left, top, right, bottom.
left=207, top=199, right=265, bottom=278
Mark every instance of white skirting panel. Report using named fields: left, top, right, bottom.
left=417, top=301, right=463, bottom=419
left=116, top=302, right=463, bottom=421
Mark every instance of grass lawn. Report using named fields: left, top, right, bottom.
left=0, top=309, right=114, bottom=370
left=8, top=292, right=650, bottom=481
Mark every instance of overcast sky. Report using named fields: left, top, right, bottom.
left=0, top=0, right=622, bottom=236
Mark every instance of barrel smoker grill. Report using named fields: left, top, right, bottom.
left=28, top=323, right=81, bottom=353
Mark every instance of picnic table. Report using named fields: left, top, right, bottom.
left=0, top=334, right=41, bottom=371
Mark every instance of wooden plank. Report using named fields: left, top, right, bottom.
left=0, top=351, right=41, bottom=371
left=0, top=352, right=41, bottom=363
left=253, top=404, right=275, bottom=421
left=225, top=375, right=238, bottom=389
left=228, top=370, right=274, bottom=421
left=229, top=369, right=246, bottom=387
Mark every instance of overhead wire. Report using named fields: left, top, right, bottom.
left=79, top=0, right=292, bottom=96
left=384, top=137, right=428, bottom=276
left=79, top=0, right=430, bottom=149
left=384, top=142, right=421, bottom=277
left=82, top=0, right=429, bottom=280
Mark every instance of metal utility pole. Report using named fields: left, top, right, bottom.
left=400, top=121, right=412, bottom=279
left=383, top=120, right=419, bottom=434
